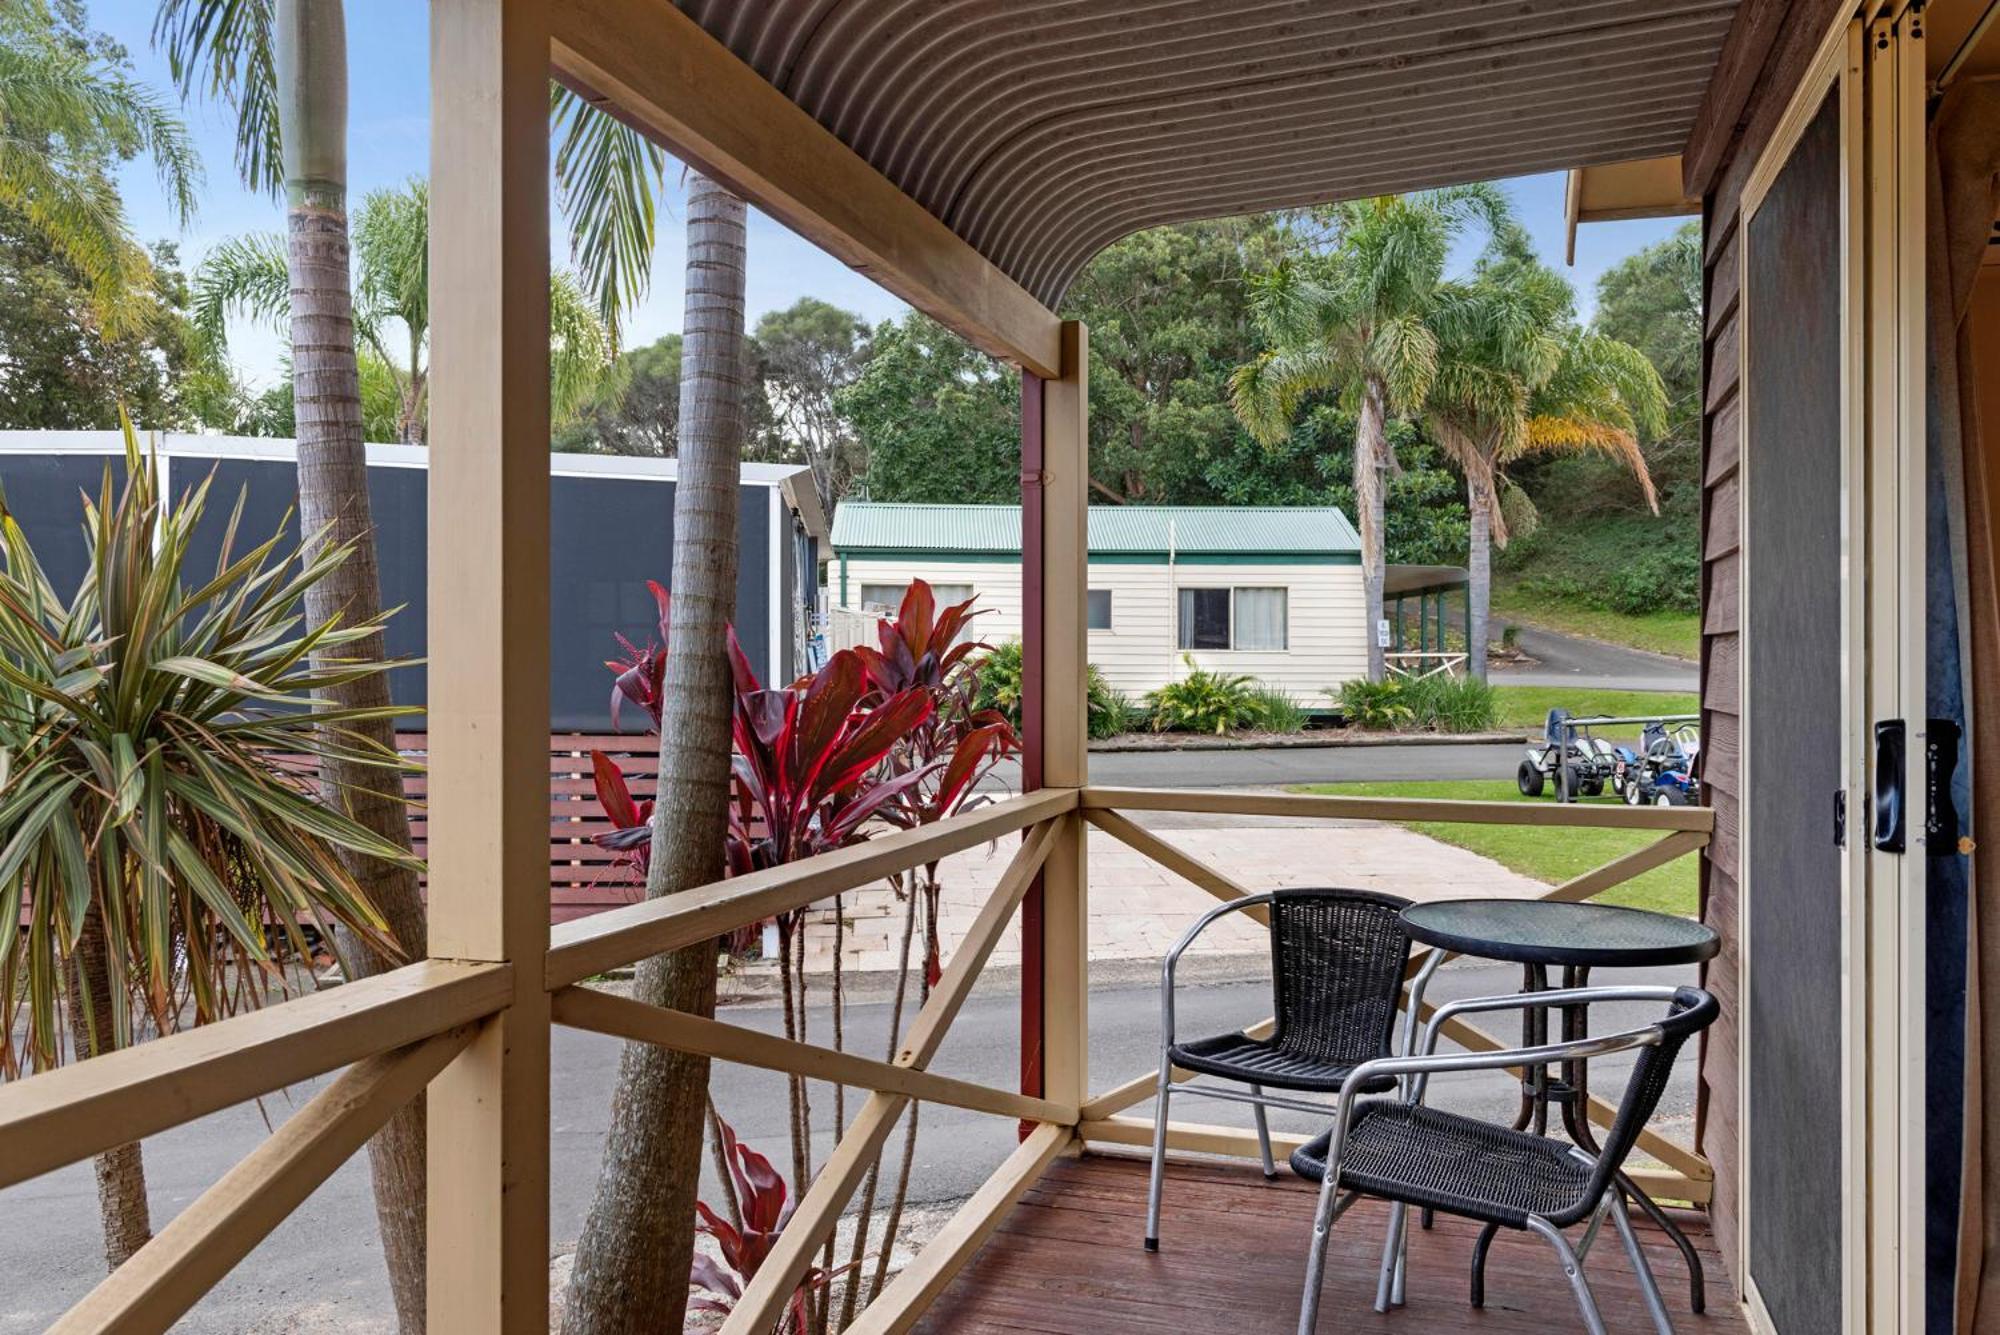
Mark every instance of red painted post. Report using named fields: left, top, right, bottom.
left=1018, top=371, right=1047, bottom=1114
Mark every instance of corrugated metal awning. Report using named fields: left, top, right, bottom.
left=831, top=502, right=1360, bottom=556
left=670, top=0, right=1740, bottom=306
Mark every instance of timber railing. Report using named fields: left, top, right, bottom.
left=0, top=783, right=1713, bottom=1332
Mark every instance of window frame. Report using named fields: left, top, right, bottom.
left=1086, top=587, right=1114, bottom=631
left=1175, top=583, right=1291, bottom=653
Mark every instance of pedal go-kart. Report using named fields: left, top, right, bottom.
left=1623, top=720, right=1702, bottom=807
left=1517, top=708, right=1620, bottom=803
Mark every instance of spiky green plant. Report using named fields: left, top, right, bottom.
left=0, top=416, right=419, bottom=1082
left=1147, top=657, right=1263, bottom=736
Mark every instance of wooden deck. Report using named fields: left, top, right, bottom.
left=916, top=1153, right=1747, bottom=1334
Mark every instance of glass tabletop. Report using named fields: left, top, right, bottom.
left=1398, top=898, right=1719, bottom=969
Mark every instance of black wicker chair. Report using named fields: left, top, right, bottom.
left=1144, top=887, right=1412, bottom=1252
left=1288, top=984, right=1719, bottom=1335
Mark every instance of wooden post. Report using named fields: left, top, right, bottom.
left=426, top=2, right=551, bottom=1329
left=1030, top=323, right=1090, bottom=1112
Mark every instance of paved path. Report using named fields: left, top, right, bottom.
left=3, top=962, right=1702, bottom=1334
left=1490, top=619, right=1697, bottom=692
left=989, top=739, right=1525, bottom=793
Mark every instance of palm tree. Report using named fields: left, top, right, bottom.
left=1423, top=231, right=1667, bottom=679
left=153, top=5, right=664, bottom=1324
left=0, top=0, right=199, bottom=335
left=191, top=180, right=614, bottom=443
left=561, top=170, right=749, bottom=1335
left=1231, top=187, right=1510, bottom=679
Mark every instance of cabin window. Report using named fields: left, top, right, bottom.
left=1233, top=587, right=1288, bottom=650
left=1177, top=585, right=1289, bottom=650
left=1176, top=588, right=1231, bottom=649
left=1086, top=589, right=1113, bottom=630
left=859, top=581, right=972, bottom=613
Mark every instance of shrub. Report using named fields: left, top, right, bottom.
left=1403, top=674, right=1497, bottom=733
left=1147, top=657, right=1262, bottom=735
left=1087, top=667, right=1132, bottom=739
left=1333, top=678, right=1412, bottom=730
left=1246, top=684, right=1307, bottom=734
left=972, top=640, right=1132, bottom=739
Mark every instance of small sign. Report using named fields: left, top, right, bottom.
left=1376, top=619, right=1391, bottom=649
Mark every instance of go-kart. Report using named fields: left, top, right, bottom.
left=1623, top=720, right=1702, bottom=807
left=1517, top=708, right=1620, bottom=802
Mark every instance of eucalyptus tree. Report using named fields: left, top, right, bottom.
left=192, top=180, right=613, bottom=442
left=1423, top=230, right=1666, bottom=678
left=0, top=0, right=198, bottom=334
left=153, top=3, right=663, bottom=1326
left=1231, top=187, right=1509, bottom=679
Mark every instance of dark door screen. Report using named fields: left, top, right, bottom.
left=1743, top=89, right=1844, bottom=1335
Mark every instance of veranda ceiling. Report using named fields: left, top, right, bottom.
left=668, top=0, right=1741, bottom=306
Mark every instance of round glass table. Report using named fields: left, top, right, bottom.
left=1397, top=898, right=1720, bottom=1312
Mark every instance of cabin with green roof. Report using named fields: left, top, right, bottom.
left=829, top=502, right=1365, bottom=701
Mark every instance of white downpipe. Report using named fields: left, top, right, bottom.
left=1167, top=518, right=1178, bottom=679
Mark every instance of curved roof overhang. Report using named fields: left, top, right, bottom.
left=553, top=0, right=1740, bottom=371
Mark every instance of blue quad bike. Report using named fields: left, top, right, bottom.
left=1516, top=708, right=1620, bottom=803
left=1622, top=719, right=1703, bottom=807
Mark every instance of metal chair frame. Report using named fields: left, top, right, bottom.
left=1294, top=984, right=1706, bottom=1335
left=1145, top=889, right=1412, bottom=1250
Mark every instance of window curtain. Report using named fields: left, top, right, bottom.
left=1232, top=587, right=1288, bottom=650
left=1929, top=79, right=2000, bottom=1335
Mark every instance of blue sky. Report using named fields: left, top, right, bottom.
left=100, top=4, right=1687, bottom=390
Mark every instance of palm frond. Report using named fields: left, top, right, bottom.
left=152, top=0, right=281, bottom=198
left=191, top=232, right=290, bottom=349
left=550, top=269, right=615, bottom=424
left=551, top=85, right=667, bottom=348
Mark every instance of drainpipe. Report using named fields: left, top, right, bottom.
left=1167, top=518, right=1178, bottom=676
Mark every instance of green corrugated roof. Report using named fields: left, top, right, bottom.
left=830, top=502, right=1360, bottom=556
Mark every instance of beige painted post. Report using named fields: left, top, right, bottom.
left=1040, top=321, right=1090, bottom=1109
left=425, top=1, right=552, bottom=1329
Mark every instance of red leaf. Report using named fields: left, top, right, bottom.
left=897, top=580, right=936, bottom=656
left=590, top=751, right=640, bottom=829
left=647, top=580, right=671, bottom=642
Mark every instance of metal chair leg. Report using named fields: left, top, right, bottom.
left=1524, top=1215, right=1608, bottom=1335
left=1373, top=1202, right=1407, bottom=1312
left=1249, top=1083, right=1277, bottom=1179
left=1616, top=1168, right=1706, bottom=1313
left=1576, top=1193, right=1612, bottom=1264
left=1296, top=1182, right=1358, bottom=1335
left=1469, top=1220, right=1498, bottom=1306
left=1144, top=1057, right=1173, bottom=1251
left=1609, top=1191, right=1675, bottom=1335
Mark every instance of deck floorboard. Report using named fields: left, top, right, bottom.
left=915, top=1152, right=1748, bottom=1333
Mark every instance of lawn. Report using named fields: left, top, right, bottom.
left=1488, top=686, right=1698, bottom=732
left=1493, top=578, right=1700, bottom=661
left=1290, top=779, right=1698, bottom=917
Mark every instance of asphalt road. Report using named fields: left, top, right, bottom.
left=4, top=961, right=1701, bottom=1333
left=1490, top=621, right=1698, bottom=693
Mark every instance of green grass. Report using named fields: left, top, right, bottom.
left=1493, top=578, right=1700, bottom=661
left=1489, top=686, right=1698, bottom=732
left=1290, top=779, right=1697, bottom=917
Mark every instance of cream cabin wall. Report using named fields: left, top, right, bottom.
left=834, top=556, right=1364, bottom=703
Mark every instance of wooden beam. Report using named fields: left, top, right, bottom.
left=1076, top=1118, right=1709, bottom=1205
left=899, top=819, right=1060, bottom=1064
left=0, top=961, right=509, bottom=1191
left=52, top=1028, right=474, bottom=1334
left=1082, top=786, right=1715, bottom=832
left=845, top=1123, right=1073, bottom=1335
left=1080, top=808, right=1270, bottom=923
left=547, top=0, right=1063, bottom=379
left=1036, top=323, right=1091, bottom=1116
left=551, top=987, right=1072, bottom=1124
left=545, top=788, right=1078, bottom=988
left=426, top=1, right=552, bottom=1329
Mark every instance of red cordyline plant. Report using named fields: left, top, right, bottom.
left=689, top=1114, right=852, bottom=1332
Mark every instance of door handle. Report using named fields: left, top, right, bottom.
left=1873, top=720, right=1905, bottom=853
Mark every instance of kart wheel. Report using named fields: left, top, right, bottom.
left=1517, top=761, right=1544, bottom=798
left=1625, top=782, right=1645, bottom=806
left=1580, top=779, right=1604, bottom=798
left=1554, top=769, right=1577, bottom=803
left=1655, top=790, right=1686, bottom=807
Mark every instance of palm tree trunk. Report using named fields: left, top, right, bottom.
left=1356, top=378, right=1390, bottom=680
left=275, top=5, right=429, bottom=1327
left=68, top=909, right=150, bottom=1270
left=563, top=172, right=748, bottom=1335
left=1465, top=469, right=1493, bottom=683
